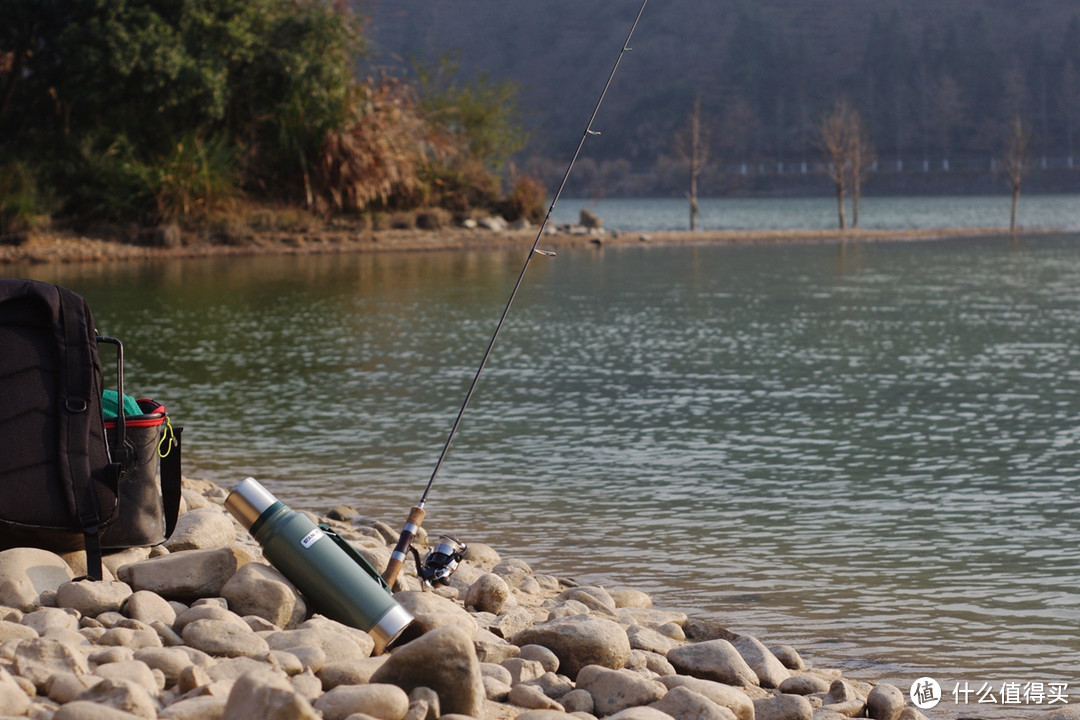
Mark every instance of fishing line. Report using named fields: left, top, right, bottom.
left=384, top=0, right=650, bottom=586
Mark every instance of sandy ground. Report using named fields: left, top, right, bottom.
left=0, top=224, right=1058, bottom=266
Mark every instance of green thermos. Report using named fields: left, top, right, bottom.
left=225, top=477, right=413, bottom=653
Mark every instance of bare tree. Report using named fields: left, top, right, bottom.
left=1000, top=116, right=1032, bottom=233
left=848, top=111, right=874, bottom=228
left=817, top=100, right=875, bottom=230
left=817, top=100, right=855, bottom=229
left=672, top=95, right=710, bottom=230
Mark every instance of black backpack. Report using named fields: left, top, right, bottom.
left=0, top=279, right=181, bottom=581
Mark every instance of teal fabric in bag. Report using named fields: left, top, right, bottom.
left=102, top=390, right=143, bottom=420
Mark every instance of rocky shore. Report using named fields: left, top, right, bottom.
left=0, top=477, right=1067, bottom=720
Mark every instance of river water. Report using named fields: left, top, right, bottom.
left=6, top=204, right=1080, bottom=717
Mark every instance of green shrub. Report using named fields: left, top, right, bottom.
left=0, top=162, right=45, bottom=242
left=151, top=134, right=239, bottom=223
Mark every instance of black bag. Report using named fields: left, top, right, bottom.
left=97, top=339, right=182, bottom=550
left=0, top=279, right=119, bottom=579
left=0, top=279, right=182, bottom=579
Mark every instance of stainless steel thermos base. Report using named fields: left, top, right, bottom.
left=226, top=477, right=413, bottom=653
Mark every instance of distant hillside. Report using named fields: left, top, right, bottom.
left=356, top=0, right=1080, bottom=196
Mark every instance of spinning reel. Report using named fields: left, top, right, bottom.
left=411, top=535, right=468, bottom=587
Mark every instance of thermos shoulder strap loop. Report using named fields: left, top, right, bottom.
left=318, top=524, right=393, bottom=594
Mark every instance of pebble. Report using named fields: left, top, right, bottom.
left=651, top=685, right=738, bottom=720
left=312, top=683, right=410, bottom=720
left=463, top=573, right=510, bottom=614
left=56, top=580, right=133, bottom=617
left=124, top=589, right=178, bottom=626
left=181, top=618, right=271, bottom=658
left=659, top=676, right=754, bottom=720
left=0, top=478, right=913, bottom=720
left=576, top=665, right=667, bottom=716
left=511, top=614, right=632, bottom=678
left=509, top=682, right=565, bottom=711
left=519, top=643, right=561, bottom=673
left=608, top=588, right=652, bottom=609
left=866, top=683, right=905, bottom=720
left=753, top=693, right=814, bottom=720
left=223, top=668, right=319, bottom=720
left=778, top=673, right=831, bottom=695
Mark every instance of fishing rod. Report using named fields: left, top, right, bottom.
left=382, top=0, right=650, bottom=588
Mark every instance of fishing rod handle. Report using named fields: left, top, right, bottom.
left=382, top=505, right=426, bottom=587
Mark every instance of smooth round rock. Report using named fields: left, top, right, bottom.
left=181, top=618, right=270, bottom=658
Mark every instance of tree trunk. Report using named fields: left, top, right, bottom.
left=1010, top=186, right=1020, bottom=233
left=835, top=181, right=847, bottom=230
left=852, top=176, right=861, bottom=228
left=689, top=174, right=698, bottom=231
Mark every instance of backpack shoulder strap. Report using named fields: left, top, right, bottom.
left=56, top=286, right=105, bottom=581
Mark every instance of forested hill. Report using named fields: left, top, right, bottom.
left=357, top=0, right=1080, bottom=193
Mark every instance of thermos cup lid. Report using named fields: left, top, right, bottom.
left=225, top=477, right=279, bottom=530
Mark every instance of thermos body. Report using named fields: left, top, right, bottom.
left=225, top=477, right=413, bottom=653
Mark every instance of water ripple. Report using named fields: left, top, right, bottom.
left=14, top=234, right=1080, bottom=710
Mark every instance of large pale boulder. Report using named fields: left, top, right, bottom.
left=165, top=507, right=237, bottom=551
left=220, top=562, right=307, bottom=629
left=510, top=614, right=631, bottom=679
left=393, top=590, right=478, bottom=635
left=118, top=547, right=253, bottom=602
left=667, top=639, right=760, bottom=687
left=369, top=625, right=484, bottom=717
left=0, top=548, right=74, bottom=611
left=732, top=635, right=790, bottom=688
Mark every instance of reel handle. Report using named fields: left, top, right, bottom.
left=382, top=504, right=426, bottom=587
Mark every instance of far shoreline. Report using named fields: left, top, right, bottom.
left=0, top=224, right=1069, bottom=267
